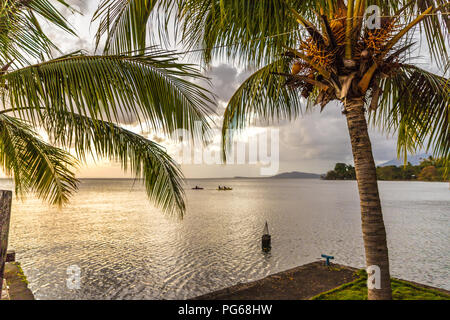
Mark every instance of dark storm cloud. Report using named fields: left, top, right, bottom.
left=205, top=64, right=253, bottom=104
left=207, top=65, right=239, bottom=102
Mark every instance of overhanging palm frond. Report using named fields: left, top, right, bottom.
left=0, top=114, right=78, bottom=206
left=371, top=64, right=450, bottom=163
left=94, top=0, right=153, bottom=53
left=0, top=0, right=75, bottom=66
left=401, top=0, right=449, bottom=65
left=40, top=110, right=185, bottom=216
left=222, top=58, right=304, bottom=159
left=2, top=49, right=214, bottom=141
left=24, top=0, right=75, bottom=35
left=0, top=4, right=55, bottom=66
left=93, top=0, right=175, bottom=53
left=180, top=0, right=324, bottom=66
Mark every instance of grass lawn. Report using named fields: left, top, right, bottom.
left=312, top=270, right=450, bottom=300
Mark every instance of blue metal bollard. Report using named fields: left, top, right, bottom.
left=321, top=254, right=334, bottom=266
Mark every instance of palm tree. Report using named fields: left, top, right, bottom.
left=0, top=0, right=213, bottom=213
left=174, top=0, right=449, bottom=300
left=0, top=1, right=216, bottom=296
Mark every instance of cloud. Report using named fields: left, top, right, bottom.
left=204, top=64, right=253, bottom=104
left=39, top=1, right=98, bottom=54
left=277, top=106, right=398, bottom=168
left=206, top=65, right=243, bottom=103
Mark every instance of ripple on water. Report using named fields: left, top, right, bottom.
left=3, top=179, right=450, bottom=299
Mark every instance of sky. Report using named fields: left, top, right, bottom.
left=24, top=0, right=437, bottom=178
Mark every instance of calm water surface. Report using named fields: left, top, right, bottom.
left=2, top=179, right=449, bottom=299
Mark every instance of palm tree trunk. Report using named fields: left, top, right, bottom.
left=344, top=98, right=393, bottom=300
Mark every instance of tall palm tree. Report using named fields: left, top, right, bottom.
left=0, top=0, right=214, bottom=214
left=175, top=0, right=449, bottom=300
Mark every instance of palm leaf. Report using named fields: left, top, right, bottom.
left=371, top=64, right=450, bottom=163
left=93, top=0, right=175, bottom=53
left=0, top=0, right=75, bottom=66
left=178, top=1, right=449, bottom=67
left=0, top=114, right=79, bottom=206
left=40, top=110, right=186, bottom=216
left=25, top=0, right=75, bottom=36
left=1, top=49, right=214, bottom=141
left=179, top=0, right=326, bottom=66
left=370, top=0, right=450, bottom=66
left=94, top=0, right=155, bottom=53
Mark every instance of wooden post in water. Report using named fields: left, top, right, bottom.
left=262, top=221, right=271, bottom=252
left=0, top=191, right=12, bottom=298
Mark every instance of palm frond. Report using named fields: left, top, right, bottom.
left=40, top=110, right=186, bottom=216
left=0, top=114, right=79, bottom=206
left=179, top=1, right=449, bottom=67
left=369, top=0, right=450, bottom=66
left=25, top=0, right=75, bottom=35
left=1, top=49, right=215, bottom=141
left=179, top=0, right=327, bottom=66
left=94, top=0, right=155, bottom=53
left=0, top=0, right=75, bottom=66
left=93, top=0, right=175, bottom=53
left=371, top=64, right=450, bottom=163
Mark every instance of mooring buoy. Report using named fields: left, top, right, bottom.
left=262, top=221, right=271, bottom=251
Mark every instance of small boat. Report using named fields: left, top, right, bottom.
left=192, top=186, right=204, bottom=190
left=217, top=186, right=233, bottom=191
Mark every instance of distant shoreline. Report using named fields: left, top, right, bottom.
left=2, top=177, right=448, bottom=182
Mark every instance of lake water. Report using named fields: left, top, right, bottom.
left=2, top=179, right=449, bottom=299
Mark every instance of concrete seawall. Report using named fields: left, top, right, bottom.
left=193, top=261, right=359, bottom=300
left=193, top=261, right=450, bottom=300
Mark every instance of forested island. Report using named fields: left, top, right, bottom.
left=323, top=157, right=448, bottom=182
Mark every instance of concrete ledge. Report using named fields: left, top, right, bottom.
left=3, top=262, right=34, bottom=300
left=193, top=261, right=450, bottom=300
left=193, top=261, right=359, bottom=300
